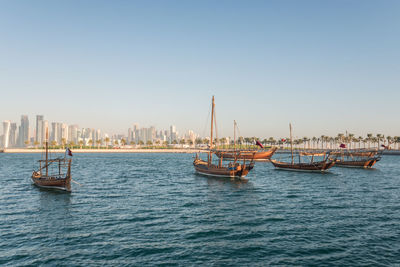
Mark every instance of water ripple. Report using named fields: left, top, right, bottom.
left=1, top=153, right=400, bottom=265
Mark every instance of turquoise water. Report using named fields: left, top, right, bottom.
left=1, top=153, right=399, bottom=266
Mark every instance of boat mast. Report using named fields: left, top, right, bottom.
left=209, top=96, right=215, bottom=165
left=45, top=127, right=49, bottom=176
left=290, top=123, right=294, bottom=165
left=234, top=120, right=237, bottom=152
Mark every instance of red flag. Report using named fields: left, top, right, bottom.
left=339, top=143, right=346, bottom=148
left=255, top=140, right=264, bottom=148
left=67, top=148, right=73, bottom=156
left=281, top=138, right=286, bottom=142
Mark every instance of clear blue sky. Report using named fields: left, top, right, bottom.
left=1, top=0, right=399, bottom=138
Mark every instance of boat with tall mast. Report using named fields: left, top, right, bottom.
left=214, top=120, right=277, bottom=161
left=31, top=129, right=73, bottom=192
left=193, top=96, right=255, bottom=179
left=331, top=149, right=382, bottom=168
left=270, top=123, right=336, bottom=172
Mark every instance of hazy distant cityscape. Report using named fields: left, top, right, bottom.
left=2, top=115, right=400, bottom=150
left=1, top=115, right=200, bottom=149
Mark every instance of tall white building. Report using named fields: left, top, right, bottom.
left=61, top=123, right=68, bottom=143
left=68, top=125, right=79, bottom=144
left=19, top=115, right=29, bottom=147
left=43, top=120, right=49, bottom=142
left=2, top=121, right=11, bottom=148
left=170, top=125, right=177, bottom=143
left=51, top=122, right=61, bottom=144
left=10, top=123, right=17, bottom=147
left=35, top=115, right=44, bottom=145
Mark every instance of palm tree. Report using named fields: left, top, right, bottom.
left=238, top=137, right=244, bottom=148
left=51, top=140, right=57, bottom=148
left=394, top=136, right=400, bottom=150
left=337, top=133, right=344, bottom=144
left=105, top=137, right=110, bottom=148
left=386, top=136, right=393, bottom=149
left=24, top=140, right=30, bottom=148
left=163, top=140, right=169, bottom=146
left=302, top=137, right=308, bottom=149
left=195, top=138, right=203, bottom=147
left=114, top=140, right=119, bottom=146
left=138, top=140, right=144, bottom=146
left=348, top=133, right=354, bottom=149
left=376, top=134, right=383, bottom=149
left=146, top=140, right=153, bottom=146
left=121, top=138, right=126, bottom=147
left=243, top=137, right=250, bottom=147
left=179, top=139, right=186, bottom=147
left=268, top=137, right=276, bottom=147
left=96, top=139, right=102, bottom=149
left=362, top=138, right=367, bottom=149
left=367, top=133, right=373, bottom=148
left=33, top=141, right=40, bottom=149
left=311, top=137, right=317, bottom=149
left=69, top=141, right=76, bottom=149
left=155, top=140, right=161, bottom=146
left=130, top=141, right=136, bottom=147
left=320, top=135, right=325, bottom=149
left=371, top=137, right=378, bottom=148
left=79, top=140, right=84, bottom=149
left=88, top=139, right=93, bottom=148
left=357, top=136, right=363, bottom=149
left=61, top=138, right=67, bottom=149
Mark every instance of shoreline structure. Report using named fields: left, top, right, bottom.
left=2, top=148, right=400, bottom=155
left=1, top=148, right=205, bottom=154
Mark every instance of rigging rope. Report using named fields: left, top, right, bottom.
left=201, top=102, right=212, bottom=140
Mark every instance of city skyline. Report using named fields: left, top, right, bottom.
left=0, top=113, right=202, bottom=148
left=1, top=1, right=399, bottom=137
left=2, top=113, right=398, bottom=149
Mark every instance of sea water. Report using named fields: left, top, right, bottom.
left=0, top=153, right=399, bottom=266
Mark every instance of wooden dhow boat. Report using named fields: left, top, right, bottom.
left=331, top=149, right=382, bottom=168
left=214, top=120, right=278, bottom=161
left=270, top=123, right=336, bottom=172
left=193, top=96, right=255, bottom=179
left=31, top=129, right=73, bottom=192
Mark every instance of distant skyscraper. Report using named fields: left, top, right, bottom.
left=51, top=122, right=60, bottom=144
left=170, top=125, right=177, bottom=142
left=61, top=123, right=68, bottom=143
left=19, top=115, right=29, bottom=147
left=2, top=121, right=11, bottom=148
left=68, top=125, right=79, bottom=144
left=10, top=123, right=17, bottom=147
left=128, top=128, right=133, bottom=143
left=35, top=115, right=44, bottom=145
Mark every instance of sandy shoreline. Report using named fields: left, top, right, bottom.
left=1, top=148, right=206, bottom=154
left=2, top=148, right=399, bottom=155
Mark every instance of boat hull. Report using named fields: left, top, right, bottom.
left=31, top=175, right=71, bottom=192
left=270, top=159, right=336, bottom=172
left=193, top=160, right=253, bottom=178
left=31, top=164, right=71, bottom=192
left=214, top=147, right=277, bottom=161
left=335, top=159, right=379, bottom=168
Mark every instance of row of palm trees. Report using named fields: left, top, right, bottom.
left=23, top=133, right=400, bottom=150
left=215, top=134, right=400, bottom=150
left=24, top=137, right=195, bottom=149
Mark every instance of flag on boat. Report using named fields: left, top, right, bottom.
left=66, top=147, right=73, bottom=156
left=381, top=144, right=387, bottom=149
left=255, top=140, right=264, bottom=148
left=339, top=143, right=346, bottom=148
